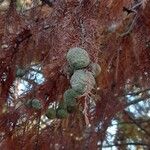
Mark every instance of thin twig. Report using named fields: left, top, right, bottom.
left=120, top=15, right=138, bottom=37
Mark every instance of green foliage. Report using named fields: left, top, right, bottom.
left=57, top=109, right=68, bottom=119
left=16, top=68, right=26, bottom=78
left=70, top=70, right=96, bottom=94
left=65, top=95, right=76, bottom=107
left=26, top=99, right=42, bottom=110
left=66, top=47, right=90, bottom=70
left=90, top=63, right=101, bottom=77
left=67, top=103, right=76, bottom=113
left=58, top=101, right=67, bottom=110
left=16, top=0, right=33, bottom=11
left=64, top=89, right=79, bottom=101
left=46, top=108, right=56, bottom=119
left=31, top=99, right=42, bottom=110
left=16, top=0, right=24, bottom=11
left=63, top=89, right=78, bottom=113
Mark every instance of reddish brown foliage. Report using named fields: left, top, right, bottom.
left=0, top=0, right=150, bottom=149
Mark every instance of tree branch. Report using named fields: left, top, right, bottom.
left=125, top=88, right=150, bottom=96
left=126, top=95, right=150, bottom=107
left=102, top=142, right=149, bottom=148
left=123, top=110, right=150, bottom=136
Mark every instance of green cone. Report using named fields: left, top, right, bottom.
left=46, top=108, right=56, bottom=119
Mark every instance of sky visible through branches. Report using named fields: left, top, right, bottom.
left=16, top=65, right=150, bottom=150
